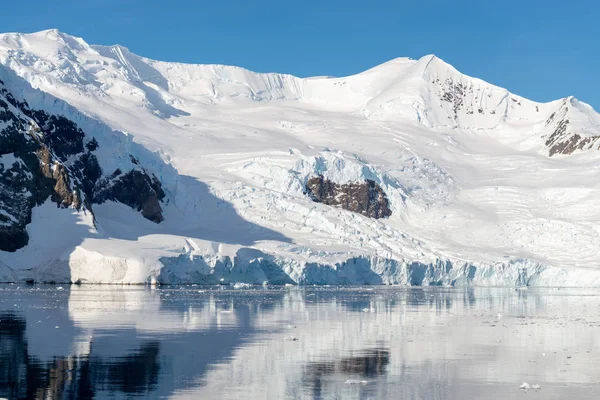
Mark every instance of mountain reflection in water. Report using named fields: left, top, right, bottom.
left=0, top=285, right=599, bottom=400
left=0, top=313, right=159, bottom=399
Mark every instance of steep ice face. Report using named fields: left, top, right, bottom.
left=1, top=30, right=600, bottom=286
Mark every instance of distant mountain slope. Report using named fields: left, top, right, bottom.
left=1, top=29, right=600, bottom=286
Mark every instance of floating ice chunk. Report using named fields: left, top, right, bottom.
left=519, top=382, right=540, bottom=391
left=519, top=382, right=531, bottom=390
left=56, top=287, right=64, bottom=290
left=284, top=336, right=299, bottom=341
left=233, top=282, right=252, bottom=289
left=345, top=380, right=368, bottom=385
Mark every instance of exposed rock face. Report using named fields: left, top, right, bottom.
left=0, top=81, right=166, bottom=252
left=545, top=100, right=600, bottom=156
left=95, top=170, right=165, bottom=223
left=305, top=176, right=392, bottom=219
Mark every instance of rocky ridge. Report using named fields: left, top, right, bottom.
left=0, top=80, right=165, bottom=251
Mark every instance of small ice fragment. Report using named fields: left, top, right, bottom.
left=496, top=313, right=503, bottom=320
left=519, top=382, right=531, bottom=390
left=55, top=326, right=59, bottom=329
left=284, top=336, right=298, bottom=341
left=345, top=380, right=368, bottom=385
left=285, top=324, right=296, bottom=329
left=233, top=282, right=252, bottom=289
left=56, top=287, right=64, bottom=291
left=531, top=384, right=541, bottom=391
left=285, top=283, right=295, bottom=287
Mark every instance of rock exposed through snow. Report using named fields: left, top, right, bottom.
left=305, top=176, right=392, bottom=219
left=0, top=80, right=166, bottom=251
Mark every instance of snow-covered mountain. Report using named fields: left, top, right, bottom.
left=1, top=29, right=600, bottom=286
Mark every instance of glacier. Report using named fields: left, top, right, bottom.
left=1, top=29, right=600, bottom=286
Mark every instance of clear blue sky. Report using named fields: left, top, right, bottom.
left=3, top=0, right=599, bottom=109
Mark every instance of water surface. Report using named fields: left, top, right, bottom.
left=0, top=285, right=599, bottom=399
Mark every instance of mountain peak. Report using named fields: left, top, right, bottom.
left=32, top=28, right=74, bottom=42
left=0, top=28, right=598, bottom=157
left=39, top=28, right=61, bottom=35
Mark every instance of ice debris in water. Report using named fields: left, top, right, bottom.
left=345, top=380, right=368, bottom=385
left=519, top=382, right=541, bottom=391
left=284, top=336, right=299, bottom=341
left=232, top=282, right=252, bottom=289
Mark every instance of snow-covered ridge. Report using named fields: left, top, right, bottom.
left=1, top=29, right=600, bottom=286
left=2, top=30, right=599, bottom=136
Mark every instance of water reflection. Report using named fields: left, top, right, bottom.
left=0, top=312, right=160, bottom=399
left=303, top=349, right=390, bottom=399
left=0, top=286, right=599, bottom=399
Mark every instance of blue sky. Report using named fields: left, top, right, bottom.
left=3, top=0, right=599, bottom=109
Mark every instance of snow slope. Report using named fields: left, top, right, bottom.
left=1, top=29, right=600, bottom=286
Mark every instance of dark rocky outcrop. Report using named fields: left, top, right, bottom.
left=546, top=118, right=600, bottom=156
left=0, top=82, right=166, bottom=252
left=305, top=176, right=392, bottom=219
left=544, top=101, right=600, bottom=156
left=94, top=170, right=165, bottom=223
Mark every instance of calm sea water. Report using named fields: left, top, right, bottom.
left=0, top=285, right=599, bottom=399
